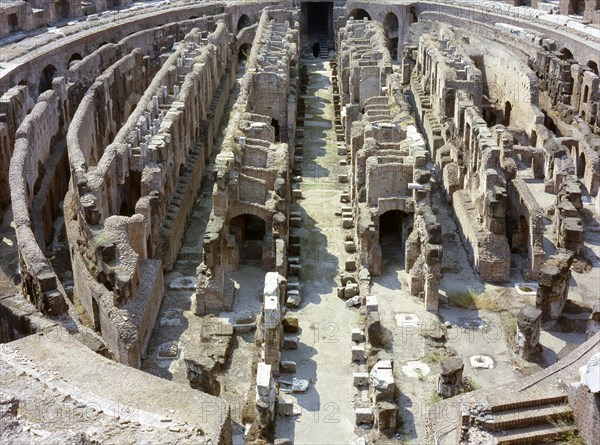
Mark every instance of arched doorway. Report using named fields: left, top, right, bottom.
left=271, top=118, right=280, bottom=142
left=587, top=60, right=599, bottom=75
left=229, top=214, right=267, bottom=267
left=578, top=152, right=586, bottom=178
left=409, top=6, right=418, bottom=24
left=68, top=53, right=82, bottom=68
left=237, top=14, right=251, bottom=32
left=38, top=64, right=57, bottom=95
left=504, top=101, right=512, bottom=126
left=383, top=12, right=399, bottom=60
left=582, top=85, right=590, bottom=104
left=558, top=48, right=573, bottom=62
left=349, top=9, right=371, bottom=20
left=379, top=210, right=408, bottom=265
left=311, top=42, right=320, bottom=58
left=238, top=43, right=251, bottom=62
left=56, top=0, right=70, bottom=19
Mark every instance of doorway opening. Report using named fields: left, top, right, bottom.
left=379, top=210, right=407, bottom=264
left=229, top=214, right=267, bottom=267
left=304, top=2, right=333, bottom=48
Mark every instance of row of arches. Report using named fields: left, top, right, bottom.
left=348, top=7, right=417, bottom=25
left=348, top=9, right=417, bottom=61
left=22, top=48, right=94, bottom=96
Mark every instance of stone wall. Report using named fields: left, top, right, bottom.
left=9, top=81, right=70, bottom=316
left=196, top=8, right=299, bottom=314
left=507, top=179, right=545, bottom=279
left=0, top=86, right=34, bottom=221
left=408, top=25, right=511, bottom=282
left=337, top=18, right=442, bottom=310
left=65, top=21, right=232, bottom=366
left=0, top=1, right=83, bottom=39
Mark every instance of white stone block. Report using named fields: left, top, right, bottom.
left=351, top=328, right=365, bottom=342
left=256, top=363, right=272, bottom=397
left=353, top=372, right=369, bottom=387
left=365, top=295, right=378, bottom=313
left=352, top=345, right=365, bottom=362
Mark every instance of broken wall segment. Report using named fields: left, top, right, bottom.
left=536, top=248, right=575, bottom=322
left=517, top=304, right=543, bottom=360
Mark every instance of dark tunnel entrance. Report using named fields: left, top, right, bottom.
left=303, top=2, right=333, bottom=50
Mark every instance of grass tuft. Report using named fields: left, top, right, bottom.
left=447, top=289, right=499, bottom=311
left=423, top=349, right=450, bottom=364
left=427, top=390, right=443, bottom=405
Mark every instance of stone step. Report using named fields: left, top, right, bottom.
left=489, top=389, right=568, bottom=413
left=493, top=423, right=577, bottom=445
left=489, top=404, right=572, bottom=431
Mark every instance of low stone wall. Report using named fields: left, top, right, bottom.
left=9, top=83, right=70, bottom=316
left=0, top=293, right=57, bottom=343
left=453, top=190, right=510, bottom=282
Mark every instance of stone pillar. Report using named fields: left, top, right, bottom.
left=369, top=360, right=395, bottom=402
left=586, top=301, right=600, bottom=340
left=517, top=305, right=543, bottom=360
left=438, top=357, right=464, bottom=398
left=374, top=401, right=399, bottom=431
left=256, top=362, right=275, bottom=428
left=536, top=248, right=574, bottom=321
left=262, top=272, right=283, bottom=375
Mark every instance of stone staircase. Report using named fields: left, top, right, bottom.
left=319, top=36, right=329, bottom=59
left=208, top=60, right=233, bottom=120
left=486, top=389, right=577, bottom=444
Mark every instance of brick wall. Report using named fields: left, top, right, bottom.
left=565, top=382, right=600, bottom=445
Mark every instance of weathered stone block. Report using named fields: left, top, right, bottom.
left=352, top=328, right=365, bottom=342
left=353, top=372, right=369, bottom=387
left=283, top=316, right=299, bottom=333
left=355, top=407, right=373, bottom=425
left=375, top=402, right=398, bottom=430
left=352, top=345, right=365, bottom=362
left=283, top=337, right=299, bottom=350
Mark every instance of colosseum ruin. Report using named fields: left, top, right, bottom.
left=0, top=0, right=599, bottom=444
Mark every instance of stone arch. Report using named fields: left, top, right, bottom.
left=383, top=12, right=399, bottom=60
left=587, top=60, right=599, bottom=75
left=504, top=101, right=512, bottom=126
left=558, top=47, right=574, bottom=62
left=408, top=6, right=418, bottom=24
left=577, top=150, right=586, bottom=179
left=378, top=209, right=410, bottom=265
left=229, top=213, right=267, bottom=267
left=38, top=64, right=57, bottom=95
left=271, top=117, right=280, bottom=142
left=68, top=52, right=82, bottom=68
left=349, top=9, right=371, bottom=20
left=582, top=84, right=590, bottom=104
left=238, top=43, right=252, bottom=62
left=237, top=14, right=252, bottom=32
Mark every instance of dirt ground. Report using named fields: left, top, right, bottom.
left=275, top=57, right=360, bottom=445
